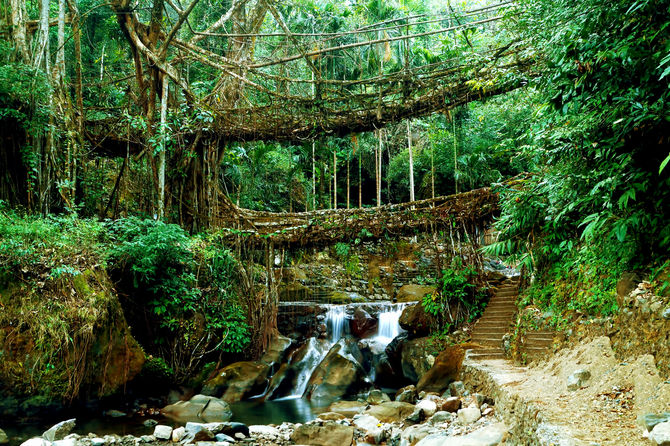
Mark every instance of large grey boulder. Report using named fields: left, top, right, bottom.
left=153, top=425, right=172, bottom=440
left=43, top=419, right=76, bottom=442
left=161, top=395, right=232, bottom=423
left=20, top=439, right=50, bottom=446
left=416, top=423, right=507, bottom=446
left=364, top=401, right=415, bottom=423
left=291, top=421, right=354, bottom=446
left=457, top=407, right=481, bottom=425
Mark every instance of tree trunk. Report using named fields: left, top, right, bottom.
left=358, top=148, right=362, bottom=208
left=453, top=113, right=458, bottom=194
left=34, top=0, right=50, bottom=71
left=56, top=0, right=66, bottom=80
left=312, top=140, right=316, bottom=211
left=407, top=120, right=415, bottom=202
left=346, top=156, right=350, bottom=209
left=333, top=150, right=337, bottom=209
left=9, top=0, right=29, bottom=62
left=157, top=76, right=168, bottom=219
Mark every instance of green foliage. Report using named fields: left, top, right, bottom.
left=421, top=259, right=487, bottom=334
left=105, top=217, right=249, bottom=356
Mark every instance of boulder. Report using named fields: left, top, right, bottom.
left=457, top=407, right=481, bottom=425
left=395, top=384, right=418, bottom=404
left=367, top=389, right=391, bottom=405
left=417, top=346, right=466, bottom=393
left=260, top=334, right=292, bottom=367
left=43, top=419, right=76, bottom=442
left=428, top=411, right=454, bottom=425
left=364, top=401, right=415, bottom=423
left=327, top=400, right=367, bottom=417
left=249, top=425, right=280, bottom=438
left=350, top=307, right=378, bottom=338
left=291, top=422, right=354, bottom=446
left=416, top=423, right=507, bottom=446
left=317, top=412, right=347, bottom=421
left=304, top=338, right=371, bottom=401
left=20, top=439, right=50, bottom=446
left=399, top=304, right=434, bottom=337
left=651, top=422, right=670, bottom=446
left=161, top=394, right=233, bottom=423
left=401, top=424, right=436, bottom=445
left=400, top=337, right=435, bottom=382
left=201, top=361, right=270, bottom=402
left=448, top=381, right=466, bottom=397
left=171, top=427, right=185, bottom=442
left=566, top=369, right=590, bottom=391
left=395, top=285, right=437, bottom=303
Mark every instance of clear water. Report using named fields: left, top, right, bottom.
left=229, top=397, right=325, bottom=426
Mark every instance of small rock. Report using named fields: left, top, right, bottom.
left=91, top=437, right=106, bottom=446
left=567, top=369, right=590, bottom=391
left=416, top=400, right=437, bottom=417
left=367, top=389, right=391, bottom=405
left=105, top=410, right=127, bottom=418
left=214, top=434, right=235, bottom=443
left=662, top=307, right=670, bottom=320
left=427, top=411, right=453, bottom=425
left=172, top=427, right=185, bottom=442
left=395, top=385, right=418, bottom=404
left=448, top=381, right=466, bottom=397
left=248, top=425, right=279, bottom=437
left=143, top=419, right=158, bottom=428
left=457, top=407, right=481, bottom=425
left=440, top=396, right=461, bottom=413
left=353, top=414, right=381, bottom=432
left=650, top=421, right=670, bottom=446
left=139, top=436, right=155, bottom=443
left=153, top=425, right=173, bottom=440
left=43, top=419, right=77, bottom=442
left=233, top=433, right=246, bottom=440
left=482, top=407, right=494, bottom=416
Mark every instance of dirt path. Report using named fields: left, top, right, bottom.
left=463, top=336, right=670, bottom=445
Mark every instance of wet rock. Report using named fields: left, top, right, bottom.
left=260, top=334, right=292, bottom=367
left=567, top=369, right=591, bottom=391
left=291, top=421, right=354, bottom=446
left=90, top=437, right=105, bottom=446
left=162, top=395, right=233, bottom=423
left=153, top=426, right=172, bottom=440
left=416, top=422, right=507, bottom=446
left=417, top=346, right=466, bottom=393
left=364, top=401, right=415, bottom=423
left=142, top=419, right=158, bottom=428
left=440, top=396, right=461, bottom=413
left=395, top=285, right=437, bottom=303
left=214, top=434, right=235, bottom=443
left=53, top=439, right=76, bottom=446
left=395, top=385, right=418, bottom=404
left=305, top=338, right=370, bottom=401
left=201, top=361, right=270, bottom=403
left=405, top=407, right=425, bottom=424
left=183, top=423, right=215, bottom=442
left=43, top=419, right=76, bottom=442
left=416, top=399, right=437, bottom=417
left=650, top=422, right=670, bottom=446
left=367, top=389, right=391, bottom=405
left=400, top=337, right=435, bottom=382
left=350, top=307, right=378, bottom=338
left=105, top=410, right=127, bottom=418
left=448, top=381, right=466, bottom=397
left=222, top=423, right=249, bottom=438
left=0, top=429, right=7, bottom=445
left=399, top=304, right=434, bottom=337
left=457, top=407, right=481, bottom=425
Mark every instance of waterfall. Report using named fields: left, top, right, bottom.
left=281, top=338, right=329, bottom=399
left=324, top=304, right=348, bottom=343
left=371, top=302, right=409, bottom=347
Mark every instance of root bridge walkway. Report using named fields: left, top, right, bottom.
left=216, top=187, right=499, bottom=246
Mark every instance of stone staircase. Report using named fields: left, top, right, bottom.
left=520, top=329, right=555, bottom=360
left=469, top=277, right=520, bottom=360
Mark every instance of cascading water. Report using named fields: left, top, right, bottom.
left=324, top=304, right=348, bottom=343
left=372, top=302, right=409, bottom=346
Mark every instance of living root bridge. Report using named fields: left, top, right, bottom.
left=216, top=187, right=499, bottom=246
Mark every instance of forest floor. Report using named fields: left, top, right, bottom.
left=465, top=336, right=670, bottom=445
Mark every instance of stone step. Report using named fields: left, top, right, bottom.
left=495, top=290, right=518, bottom=296
left=467, top=352, right=507, bottom=360
left=482, top=311, right=516, bottom=317
left=484, top=305, right=517, bottom=310
left=478, top=317, right=514, bottom=323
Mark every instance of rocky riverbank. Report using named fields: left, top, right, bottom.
left=7, top=383, right=507, bottom=446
